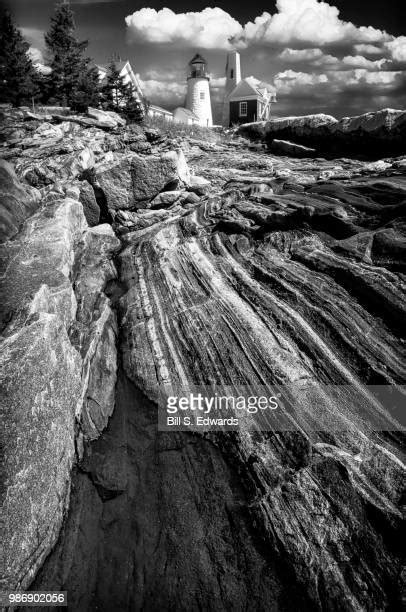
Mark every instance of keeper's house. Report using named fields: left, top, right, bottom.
left=222, top=51, right=276, bottom=127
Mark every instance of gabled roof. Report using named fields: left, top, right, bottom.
left=229, top=76, right=276, bottom=100
left=98, top=60, right=129, bottom=74
left=150, top=104, right=173, bottom=115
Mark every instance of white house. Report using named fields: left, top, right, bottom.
left=98, top=60, right=173, bottom=120
left=147, top=104, right=173, bottom=121
left=97, top=60, right=144, bottom=103
left=173, top=107, right=200, bottom=125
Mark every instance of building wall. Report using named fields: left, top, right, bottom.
left=186, top=78, right=213, bottom=127
left=173, top=108, right=198, bottom=125
left=229, top=99, right=258, bottom=126
left=222, top=51, right=241, bottom=127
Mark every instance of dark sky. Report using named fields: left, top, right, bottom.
left=5, top=0, right=406, bottom=120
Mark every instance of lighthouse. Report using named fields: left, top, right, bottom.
left=186, top=54, right=213, bottom=127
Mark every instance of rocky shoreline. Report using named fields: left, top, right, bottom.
left=237, top=108, right=406, bottom=160
left=1, top=106, right=405, bottom=611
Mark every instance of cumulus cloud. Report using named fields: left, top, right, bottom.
left=354, top=44, right=384, bottom=55
left=27, top=46, right=44, bottom=64
left=278, top=48, right=323, bottom=62
left=274, top=67, right=402, bottom=96
left=342, top=55, right=388, bottom=70
left=234, top=0, right=389, bottom=48
left=274, top=70, right=329, bottom=94
left=138, top=74, right=186, bottom=107
left=385, top=37, right=406, bottom=63
left=278, top=48, right=339, bottom=67
left=125, top=7, right=241, bottom=49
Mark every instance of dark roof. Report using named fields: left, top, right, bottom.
left=150, top=104, right=173, bottom=115
left=189, top=53, right=207, bottom=65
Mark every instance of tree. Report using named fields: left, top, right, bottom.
left=0, top=9, right=39, bottom=106
left=44, top=1, right=99, bottom=111
left=100, top=61, right=132, bottom=111
left=100, top=61, right=144, bottom=122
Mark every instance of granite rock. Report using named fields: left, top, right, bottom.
left=2, top=108, right=405, bottom=611
left=0, top=160, right=41, bottom=242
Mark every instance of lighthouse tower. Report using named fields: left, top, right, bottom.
left=222, top=50, right=241, bottom=127
left=186, top=54, right=213, bottom=127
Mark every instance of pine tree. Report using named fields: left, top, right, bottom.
left=100, top=60, right=144, bottom=122
left=0, top=9, right=39, bottom=106
left=44, top=1, right=99, bottom=111
left=100, top=61, right=132, bottom=111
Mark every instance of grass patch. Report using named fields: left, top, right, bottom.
left=143, top=115, right=233, bottom=143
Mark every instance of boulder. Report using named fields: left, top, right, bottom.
left=23, top=110, right=53, bottom=122
left=269, top=139, right=317, bottom=158
left=96, top=150, right=191, bottom=210
left=188, top=175, right=211, bottom=195
left=149, top=191, right=184, bottom=208
left=88, top=107, right=126, bottom=129
left=79, top=181, right=100, bottom=226
left=235, top=121, right=268, bottom=142
left=263, top=109, right=406, bottom=158
left=0, top=196, right=87, bottom=589
left=0, top=160, right=41, bottom=243
left=0, top=193, right=120, bottom=590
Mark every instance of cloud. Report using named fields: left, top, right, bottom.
left=278, top=48, right=323, bottom=61
left=342, top=55, right=388, bottom=70
left=27, top=47, right=44, bottom=64
left=274, top=67, right=402, bottom=98
left=234, top=0, right=389, bottom=48
left=20, top=27, right=45, bottom=50
left=274, top=70, right=329, bottom=94
left=137, top=74, right=186, bottom=107
left=354, top=44, right=384, bottom=55
left=125, top=7, right=241, bottom=49
left=385, top=37, right=406, bottom=63
left=278, top=47, right=339, bottom=67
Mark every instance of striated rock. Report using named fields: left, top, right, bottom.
left=2, top=108, right=405, bottom=611
left=79, top=181, right=100, bottom=226
left=0, top=160, right=41, bottom=242
left=71, top=224, right=121, bottom=441
left=269, top=139, right=317, bottom=158
left=96, top=149, right=191, bottom=210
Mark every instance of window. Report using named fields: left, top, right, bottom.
left=230, top=69, right=234, bottom=79
left=239, top=101, right=247, bottom=116
left=200, top=91, right=205, bottom=99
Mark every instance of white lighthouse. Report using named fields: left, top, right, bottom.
left=186, top=54, right=213, bottom=127
left=222, top=50, right=241, bottom=127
